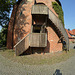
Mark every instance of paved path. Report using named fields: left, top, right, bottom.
left=0, top=54, right=75, bottom=75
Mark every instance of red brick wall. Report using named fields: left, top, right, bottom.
left=13, top=1, right=33, bottom=45
left=7, top=4, right=17, bottom=49
left=7, top=0, right=62, bottom=53
left=44, top=26, right=62, bottom=53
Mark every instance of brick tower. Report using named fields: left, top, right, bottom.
left=7, top=0, right=69, bottom=55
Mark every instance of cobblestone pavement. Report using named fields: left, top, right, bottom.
left=0, top=54, right=75, bottom=75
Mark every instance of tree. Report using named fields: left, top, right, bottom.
left=0, top=0, right=16, bottom=27
left=0, top=25, right=8, bottom=47
left=0, top=0, right=17, bottom=47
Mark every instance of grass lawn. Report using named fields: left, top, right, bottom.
left=0, top=48, right=75, bottom=65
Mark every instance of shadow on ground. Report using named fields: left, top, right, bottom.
left=53, top=69, right=62, bottom=75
